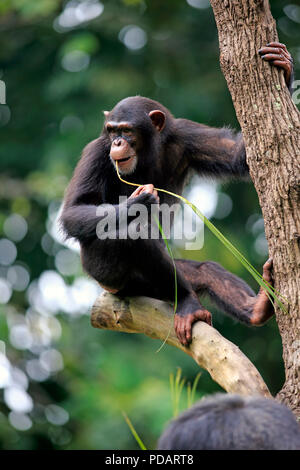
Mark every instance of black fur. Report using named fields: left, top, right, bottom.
left=157, top=393, right=300, bottom=450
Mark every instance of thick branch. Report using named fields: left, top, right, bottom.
left=91, top=292, right=270, bottom=397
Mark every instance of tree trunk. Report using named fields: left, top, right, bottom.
left=210, top=0, right=300, bottom=417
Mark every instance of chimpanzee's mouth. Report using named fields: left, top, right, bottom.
left=118, top=155, right=133, bottom=163
left=113, top=154, right=136, bottom=164
left=110, top=154, right=137, bottom=175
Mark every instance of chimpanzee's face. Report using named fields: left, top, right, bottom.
left=104, top=98, right=166, bottom=175
left=106, top=121, right=138, bottom=175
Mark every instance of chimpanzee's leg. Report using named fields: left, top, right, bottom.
left=115, top=238, right=212, bottom=345
left=175, top=258, right=274, bottom=326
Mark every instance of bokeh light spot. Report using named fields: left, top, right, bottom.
left=7, top=265, right=30, bottom=291
left=0, top=105, right=11, bottom=126
left=213, top=192, right=233, bottom=219
left=60, top=115, right=84, bottom=134
left=40, top=349, right=64, bottom=373
left=9, top=325, right=32, bottom=350
left=4, top=387, right=33, bottom=413
left=26, top=359, right=50, bottom=382
left=9, top=412, right=32, bottom=431
left=54, top=0, right=104, bottom=31
left=3, top=214, right=28, bottom=242
left=186, top=0, right=210, bottom=9
left=0, top=239, right=17, bottom=266
left=45, top=404, right=69, bottom=426
left=55, top=249, right=81, bottom=276
left=61, top=50, right=90, bottom=72
left=119, top=25, right=147, bottom=50
left=0, top=353, right=11, bottom=388
left=0, top=278, right=12, bottom=304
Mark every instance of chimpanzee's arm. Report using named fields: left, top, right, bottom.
left=61, top=193, right=157, bottom=242
left=176, top=120, right=248, bottom=179
left=61, top=203, right=114, bottom=242
left=178, top=42, right=294, bottom=180
left=60, top=136, right=109, bottom=241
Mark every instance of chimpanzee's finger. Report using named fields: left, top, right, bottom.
left=129, top=185, right=145, bottom=199
left=152, top=189, right=159, bottom=202
left=261, top=53, right=285, bottom=62
left=184, top=317, right=193, bottom=344
left=262, top=258, right=273, bottom=284
left=272, top=60, right=290, bottom=73
left=195, top=310, right=213, bottom=327
left=267, top=42, right=290, bottom=59
left=267, top=42, right=288, bottom=51
left=259, top=47, right=281, bottom=55
left=259, top=46, right=291, bottom=62
left=142, top=184, right=155, bottom=194
left=261, top=53, right=293, bottom=84
left=174, top=316, right=188, bottom=346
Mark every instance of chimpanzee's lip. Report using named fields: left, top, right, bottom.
left=112, top=155, right=136, bottom=164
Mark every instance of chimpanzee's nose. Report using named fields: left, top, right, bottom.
left=110, top=137, right=131, bottom=161
left=113, top=137, right=123, bottom=146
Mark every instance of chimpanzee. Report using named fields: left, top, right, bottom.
left=157, top=393, right=300, bottom=450
left=60, top=43, right=294, bottom=346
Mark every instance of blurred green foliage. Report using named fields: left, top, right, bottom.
left=0, top=0, right=299, bottom=450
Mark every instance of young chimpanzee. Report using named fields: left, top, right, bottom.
left=61, top=43, right=294, bottom=346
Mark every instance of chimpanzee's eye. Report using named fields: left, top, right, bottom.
left=106, top=127, right=118, bottom=140
left=122, top=128, right=132, bottom=134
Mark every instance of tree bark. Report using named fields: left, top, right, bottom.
left=91, top=292, right=270, bottom=397
left=210, top=0, right=300, bottom=416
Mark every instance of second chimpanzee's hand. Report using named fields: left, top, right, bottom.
left=258, top=42, right=294, bottom=89
left=174, top=310, right=212, bottom=347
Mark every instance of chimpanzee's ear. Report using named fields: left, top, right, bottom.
left=103, top=111, right=110, bottom=119
left=149, top=110, right=166, bottom=132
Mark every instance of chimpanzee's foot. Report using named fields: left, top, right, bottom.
left=250, top=258, right=275, bottom=326
left=174, top=309, right=212, bottom=346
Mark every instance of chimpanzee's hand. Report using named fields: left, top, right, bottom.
left=128, top=184, right=160, bottom=211
left=129, top=184, right=160, bottom=203
left=127, top=185, right=159, bottom=234
left=258, top=42, right=294, bottom=89
left=130, top=192, right=159, bottom=213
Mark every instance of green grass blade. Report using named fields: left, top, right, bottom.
left=187, top=382, right=192, bottom=409
left=190, top=372, right=201, bottom=405
left=122, top=412, right=147, bottom=450
left=169, top=372, right=175, bottom=416
left=154, top=215, right=178, bottom=353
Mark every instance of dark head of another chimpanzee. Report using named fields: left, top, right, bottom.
left=103, top=96, right=173, bottom=176
left=157, top=393, right=300, bottom=450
